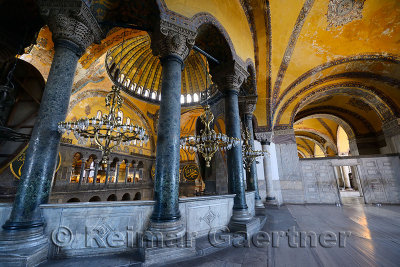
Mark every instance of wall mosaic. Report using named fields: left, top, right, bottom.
left=326, top=0, right=365, bottom=29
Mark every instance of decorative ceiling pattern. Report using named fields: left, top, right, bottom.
left=105, top=33, right=213, bottom=105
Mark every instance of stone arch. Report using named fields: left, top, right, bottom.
left=295, top=114, right=356, bottom=140
left=67, top=198, right=80, bottom=203
left=89, top=196, right=101, bottom=202
left=287, top=84, right=397, bottom=125
left=192, top=12, right=236, bottom=66
left=107, top=194, right=117, bottom=201
left=276, top=53, right=400, bottom=108
left=296, top=135, right=327, bottom=157
left=298, top=150, right=306, bottom=158
left=122, top=193, right=131, bottom=201
left=240, top=59, right=257, bottom=95
left=134, top=192, right=141, bottom=200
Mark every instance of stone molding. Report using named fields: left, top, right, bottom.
left=272, top=128, right=296, bottom=144
left=38, top=0, right=103, bottom=55
left=239, top=95, right=257, bottom=116
left=383, top=118, right=400, bottom=138
left=212, top=60, right=249, bottom=92
left=150, top=19, right=197, bottom=61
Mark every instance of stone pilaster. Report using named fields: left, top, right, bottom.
left=382, top=118, right=400, bottom=154
left=0, top=2, right=103, bottom=265
left=147, top=20, right=196, bottom=240
left=272, top=128, right=305, bottom=204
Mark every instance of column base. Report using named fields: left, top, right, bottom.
left=255, top=198, right=265, bottom=208
left=228, top=209, right=259, bottom=238
left=139, top=237, right=196, bottom=266
left=265, top=196, right=279, bottom=206
left=144, top=219, right=186, bottom=242
left=0, top=227, right=48, bottom=266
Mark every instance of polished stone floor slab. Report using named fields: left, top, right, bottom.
left=167, top=203, right=400, bottom=267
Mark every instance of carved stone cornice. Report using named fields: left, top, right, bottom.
left=38, top=0, right=103, bottom=55
left=211, top=60, right=249, bottom=92
left=150, top=19, right=197, bottom=61
left=239, top=95, right=258, bottom=116
left=383, top=118, right=400, bottom=138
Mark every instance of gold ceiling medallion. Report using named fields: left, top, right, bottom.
left=326, top=0, right=365, bottom=29
left=242, top=127, right=268, bottom=171
left=58, top=85, right=149, bottom=164
left=180, top=105, right=240, bottom=167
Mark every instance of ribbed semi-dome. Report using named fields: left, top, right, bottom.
left=105, top=33, right=215, bottom=105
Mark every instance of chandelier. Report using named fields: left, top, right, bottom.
left=58, top=85, right=149, bottom=163
left=180, top=105, right=240, bottom=167
left=242, top=127, right=268, bottom=171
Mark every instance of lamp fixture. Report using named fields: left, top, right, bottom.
left=58, top=85, right=149, bottom=164
left=58, top=30, right=148, bottom=164
left=242, top=127, right=268, bottom=171
left=180, top=52, right=240, bottom=167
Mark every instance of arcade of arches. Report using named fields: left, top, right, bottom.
left=0, top=0, right=399, bottom=266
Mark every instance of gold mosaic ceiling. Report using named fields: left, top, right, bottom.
left=105, top=33, right=212, bottom=104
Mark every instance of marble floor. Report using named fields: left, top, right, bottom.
left=168, top=204, right=400, bottom=267
left=42, top=203, right=400, bottom=267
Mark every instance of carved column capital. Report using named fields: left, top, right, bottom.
left=239, top=95, right=258, bottom=117
left=211, top=60, right=249, bottom=92
left=38, top=0, right=103, bottom=56
left=255, top=131, right=273, bottom=144
left=150, top=19, right=197, bottom=61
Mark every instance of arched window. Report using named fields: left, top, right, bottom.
left=143, top=89, right=150, bottom=97
left=180, top=95, right=185, bottom=104
left=137, top=86, right=143, bottom=94
left=126, top=117, right=130, bottom=124
left=107, top=194, right=117, bottom=201
left=89, top=196, right=101, bottom=202
left=122, top=193, right=131, bottom=201
left=151, top=91, right=156, bottom=99
left=193, top=93, right=199, bottom=102
left=186, top=94, right=192, bottom=103
left=96, top=111, right=102, bottom=120
left=67, top=198, right=80, bottom=203
left=117, top=111, right=123, bottom=122
left=134, top=192, right=141, bottom=200
left=158, top=93, right=161, bottom=101
left=119, top=73, right=125, bottom=83
left=131, top=83, right=136, bottom=91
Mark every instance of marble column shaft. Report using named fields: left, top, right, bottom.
left=150, top=55, right=184, bottom=222
left=341, top=166, right=352, bottom=189
left=243, top=114, right=261, bottom=201
left=261, top=142, right=275, bottom=200
left=225, top=89, right=248, bottom=211
left=115, top=162, right=120, bottom=183
left=79, top=158, right=87, bottom=184
left=93, top=160, right=99, bottom=184
left=125, top=165, right=129, bottom=184
left=3, top=44, right=80, bottom=230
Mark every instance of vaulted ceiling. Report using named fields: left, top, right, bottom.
left=3, top=0, right=399, bottom=160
